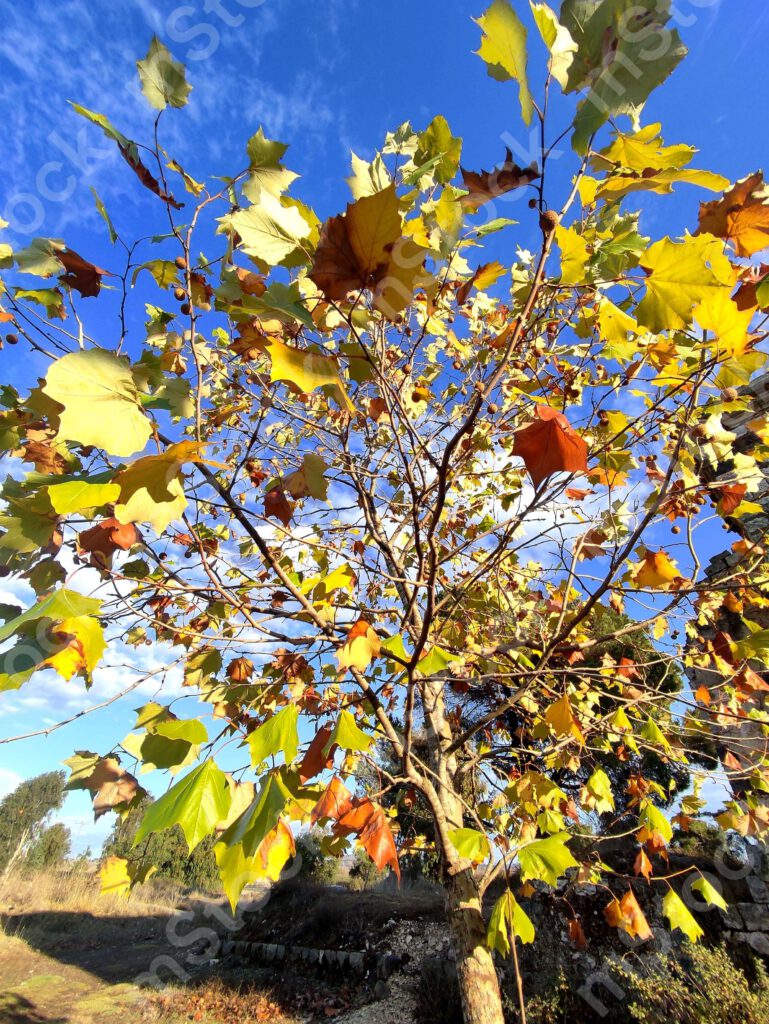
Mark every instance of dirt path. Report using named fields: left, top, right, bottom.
left=0, top=932, right=152, bottom=1024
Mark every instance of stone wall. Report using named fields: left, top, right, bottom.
left=686, top=374, right=769, bottom=794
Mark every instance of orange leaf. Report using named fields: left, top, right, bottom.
left=734, top=666, right=769, bottom=695
left=311, top=776, right=353, bottom=825
left=568, top=917, right=587, bottom=949
left=617, top=658, right=639, bottom=680
left=698, top=171, right=769, bottom=258
left=634, top=849, right=653, bottom=880
left=368, top=397, right=387, bottom=422
left=604, top=889, right=652, bottom=941
left=513, top=406, right=588, bottom=488
left=718, top=483, right=747, bottom=516
left=694, top=684, right=711, bottom=705
left=632, top=549, right=683, bottom=590
left=336, top=798, right=400, bottom=879
left=78, top=518, right=141, bottom=562
left=299, top=725, right=336, bottom=783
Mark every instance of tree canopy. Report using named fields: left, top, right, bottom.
left=0, top=771, right=68, bottom=872
left=2, top=4, right=769, bottom=1023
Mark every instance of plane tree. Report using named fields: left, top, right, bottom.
left=2, top=5, right=769, bottom=1022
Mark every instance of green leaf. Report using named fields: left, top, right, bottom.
left=243, top=127, right=299, bottom=201
left=225, top=194, right=312, bottom=267
left=381, top=634, right=409, bottom=664
left=136, top=36, right=191, bottom=111
left=583, top=768, right=614, bottom=814
left=153, top=717, right=208, bottom=745
left=122, top=729, right=200, bottom=774
left=184, top=647, right=222, bottom=688
left=90, top=187, right=117, bottom=244
left=132, top=259, right=179, bottom=290
left=143, top=377, right=195, bottom=419
left=215, top=841, right=262, bottom=911
left=62, top=750, right=102, bottom=789
left=448, top=827, right=491, bottom=864
left=530, top=2, right=577, bottom=88
left=416, top=645, right=460, bottom=677
left=71, top=104, right=131, bottom=148
left=247, top=705, right=300, bottom=766
left=518, top=832, right=578, bottom=886
left=475, top=0, right=533, bottom=126
left=47, top=479, right=121, bottom=515
left=414, top=115, right=462, bottom=185
left=42, top=349, right=152, bottom=457
left=326, top=709, right=374, bottom=753
left=14, top=287, right=65, bottom=319
left=133, top=760, right=230, bottom=852
left=471, top=217, right=518, bottom=238
left=561, top=0, right=686, bottom=154
left=0, top=589, right=102, bottom=644
left=283, top=453, right=329, bottom=501
left=219, top=773, right=287, bottom=857
left=691, top=876, right=727, bottom=911
left=14, top=237, right=62, bottom=277
left=639, top=802, right=673, bottom=844
left=488, top=890, right=535, bottom=954
left=663, top=888, right=703, bottom=942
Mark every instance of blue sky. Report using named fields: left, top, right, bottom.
left=0, top=0, right=767, bottom=852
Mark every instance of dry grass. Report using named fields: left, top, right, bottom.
left=0, top=866, right=187, bottom=924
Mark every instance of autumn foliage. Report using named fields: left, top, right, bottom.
left=2, top=5, right=769, bottom=1023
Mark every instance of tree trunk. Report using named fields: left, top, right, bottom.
left=445, top=867, right=506, bottom=1024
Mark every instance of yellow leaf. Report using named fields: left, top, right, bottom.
left=267, top=338, right=353, bottom=411
left=100, top=856, right=132, bottom=897
left=43, top=614, right=106, bottom=682
left=694, top=288, right=755, bottom=358
left=632, top=550, right=682, bottom=590
left=636, top=234, right=733, bottom=333
left=337, top=618, right=381, bottom=672
left=114, top=441, right=215, bottom=533
left=598, top=298, right=639, bottom=360
left=99, top=855, right=155, bottom=897
left=555, top=225, right=590, bottom=286
left=373, top=237, right=433, bottom=319
left=597, top=123, right=694, bottom=173
left=544, top=693, right=584, bottom=744
left=475, top=0, right=533, bottom=126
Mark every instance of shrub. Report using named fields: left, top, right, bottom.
left=614, top=943, right=769, bottom=1024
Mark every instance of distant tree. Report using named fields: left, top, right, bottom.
left=103, top=796, right=219, bottom=892
left=0, top=771, right=66, bottom=873
left=294, top=830, right=339, bottom=884
left=25, top=822, right=71, bottom=869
